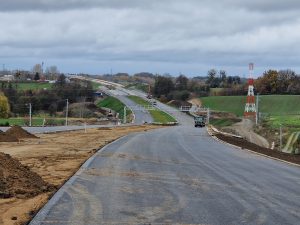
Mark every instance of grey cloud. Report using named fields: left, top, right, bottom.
left=0, top=0, right=300, bottom=75
left=0, top=0, right=154, bottom=11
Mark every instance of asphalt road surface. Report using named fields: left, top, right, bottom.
left=30, top=122, right=300, bottom=224
left=0, top=125, right=116, bottom=134
left=117, top=95, right=153, bottom=125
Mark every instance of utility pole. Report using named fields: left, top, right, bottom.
left=256, top=93, right=259, bottom=125
left=26, top=103, right=32, bottom=126
left=123, top=106, right=127, bottom=124
left=65, top=99, right=69, bottom=126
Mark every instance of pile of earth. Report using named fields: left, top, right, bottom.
left=0, top=132, right=18, bottom=142
left=215, top=133, right=300, bottom=165
left=0, top=152, right=55, bottom=199
left=5, top=126, right=38, bottom=139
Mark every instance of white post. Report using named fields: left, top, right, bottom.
left=65, top=99, right=69, bottom=126
left=84, top=122, right=87, bottom=133
left=207, top=108, right=210, bottom=124
left=29, top=103, right=32, bottom=127
left=280, top=125, right=282, bottom=151
left=123, top=106, right=127, bottom=124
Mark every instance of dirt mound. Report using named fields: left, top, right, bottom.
left=215, top=133, right=300, bottom=165
left=167, top=100, right=192, bottom=108
left=5, top=126, right=38, bottom=139
left=0, top=153, right=55, bottom=199
left=0, top=133, right=19, bottom=142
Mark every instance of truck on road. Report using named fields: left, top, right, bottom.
left=194, top=116, right=206, bottom=127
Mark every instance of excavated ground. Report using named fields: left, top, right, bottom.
left=0, top=133, right=18, bottom=142
left=5, top=126, right=38, bottom=139
left=0, top=153, right=55, bottom=199
left=215, top=133, right=300, bottom=165
left=0, top=125, right=161, bottom=225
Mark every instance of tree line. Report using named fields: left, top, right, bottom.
left=0, top=75, right=95, bottom=117
left=151, top=68, right=300, bottom=102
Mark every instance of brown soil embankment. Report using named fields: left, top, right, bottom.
left=215, top=133, right=300, bottom=165
left=0, top=153, right=55, bottom=199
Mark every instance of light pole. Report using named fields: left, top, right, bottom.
left=29, top=103, right=32, bottom=127
left=65, top=99, right=69, bottom=126
left=26, top=103, right=32, bottom=127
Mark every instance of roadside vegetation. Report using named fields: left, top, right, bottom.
left=97, top=96, right=132, bottom=122
left=209, top=118, right=241, bottom=127
left=201, top=94, right=300, bottom=153
left=0, top=75, right=95, bottom=123
left=127, top=95, right=177, bottom=123
left=0, top=117, right=65, bottom=126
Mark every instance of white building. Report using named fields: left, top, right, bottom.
left=0, top=75, right=14, bottom=81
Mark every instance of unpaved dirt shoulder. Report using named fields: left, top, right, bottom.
left=221, top=119, right=270, bottom=148
left=208, top=128, right=300, bottom=166
left=0, top=125, right=162, bottom=225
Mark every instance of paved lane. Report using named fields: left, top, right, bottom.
left=30, top=125, right=300, bottom=225
left=117, top=95, right=153, bottom=124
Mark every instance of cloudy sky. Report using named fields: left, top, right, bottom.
left=0, top=0, right=300, bottom=77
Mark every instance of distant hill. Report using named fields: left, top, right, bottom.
left=201, top=95, right=300, bottom=117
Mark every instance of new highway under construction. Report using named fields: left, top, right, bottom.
left=28, top=91, right=300, bottom=225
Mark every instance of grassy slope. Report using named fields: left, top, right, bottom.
left=127, top=96, right=177, bottom=123
left=90, top=81, right=101, bottom=90
left=201, top=95, right=300, bottom=117
left=97, top=96, right=131, bottom=120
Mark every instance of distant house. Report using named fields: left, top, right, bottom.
left=0, top=75, right=14, bottom=81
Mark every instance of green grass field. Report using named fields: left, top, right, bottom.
left=11, top=82, right=53, bottom=91
left=0, top=117, right=65, bottom=126
left=266, top=115, right=300, bottom=129
left=97, top=96, right=132, bottom=121
left=127, top=96, right=177, bottom=123
left=127, top=95, right=149, bottom=106
left=201, top=95, right=300, bottom=117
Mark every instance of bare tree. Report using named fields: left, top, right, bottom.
left=45, top=65, right=59, bottom=80
left=32, top=64, right=42, bottom=75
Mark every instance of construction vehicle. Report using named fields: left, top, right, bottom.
left=194, top=116, right=205, bottom=127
